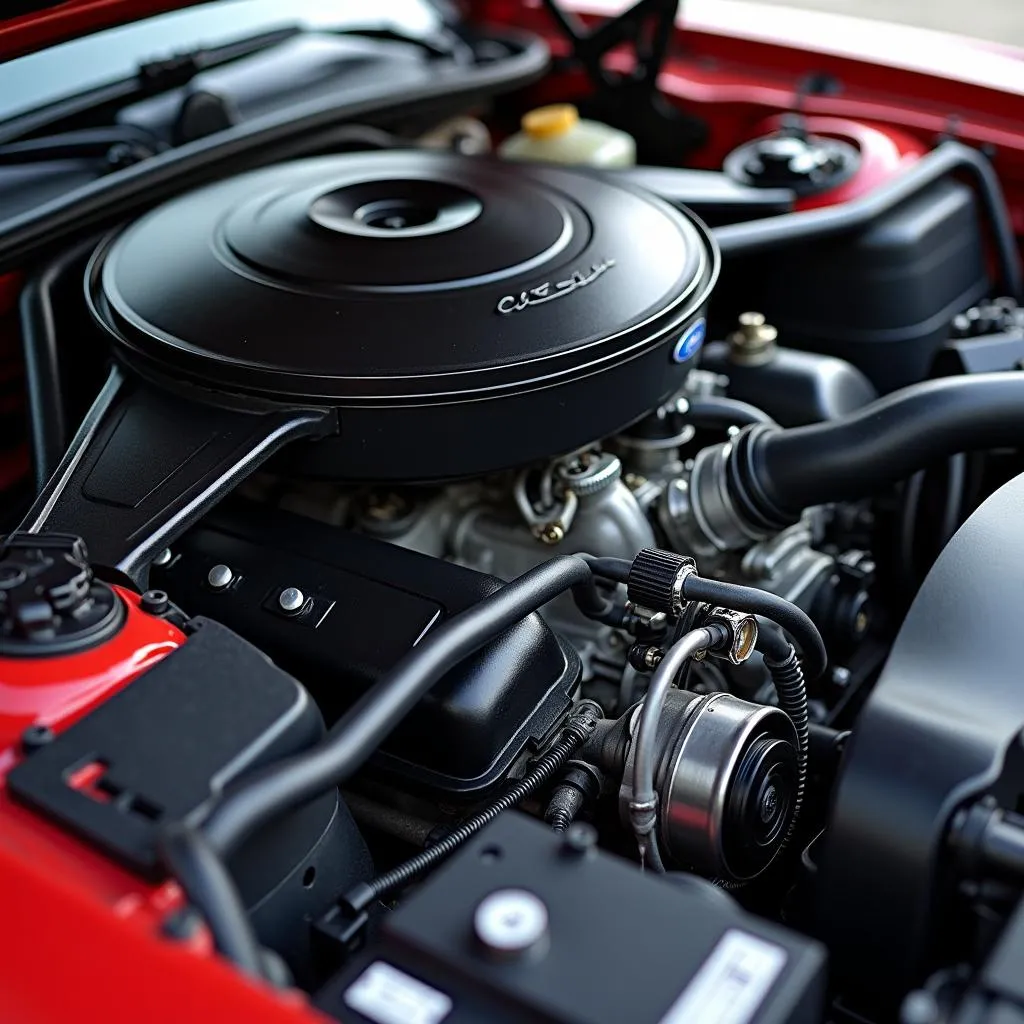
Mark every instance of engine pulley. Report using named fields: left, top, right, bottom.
left=619, top=688, right=799, bottom=881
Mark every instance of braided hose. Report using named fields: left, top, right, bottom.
left=346, top=704, right=601, bottom=913
left=764, top=647, right=809, bottom=847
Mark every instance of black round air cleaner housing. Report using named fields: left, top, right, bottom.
left=91, top=151, right=717, bottom=477
left=27, top=151, right=717, bottom=581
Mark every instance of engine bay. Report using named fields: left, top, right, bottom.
left=4, top=3, right=1024, bottom=1022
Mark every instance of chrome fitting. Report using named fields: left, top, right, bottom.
left=704, top=607, right=759, bottom=665
left=660, top=441, right=772, bottom=555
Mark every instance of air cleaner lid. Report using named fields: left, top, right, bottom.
left=90, top=150, right=715, bottom=403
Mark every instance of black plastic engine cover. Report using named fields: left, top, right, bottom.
left=712, top=179, right=987, bottom=392
left=817, top=470, right=1024, bottom=1001
left=317, top=813, right=826, bottom=1023
left=153, top=499, right=580, bottom=798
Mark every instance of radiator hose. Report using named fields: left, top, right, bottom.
left=717, top=374, right=1024, bottom=531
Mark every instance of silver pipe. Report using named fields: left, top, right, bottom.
left=629, top=627, right=714, bottom=872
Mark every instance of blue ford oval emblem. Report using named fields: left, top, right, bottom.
left=672, top=318, right=706, bottom=363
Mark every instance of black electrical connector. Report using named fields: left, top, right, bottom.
left=951, top=799, right=1024, bottom=883
left=544, top=760, right=603, bottom=832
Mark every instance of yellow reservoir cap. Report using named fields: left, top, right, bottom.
left=522, top=104, right=579, bottom=140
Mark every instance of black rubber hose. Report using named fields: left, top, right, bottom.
left=345, top=702, right=601, bottom=914
left=579, top=554, right=632, bottom=583
left=757, top=630, right=809, bottom=849
left=685, top=396, right=775, bottom=429
left=0, top=126, right=163, bottom=165
left=16, top=239, right=100, bottom=491
left=714, top=140, right=1022, bottom=300
left=203, top=556, right=600, bottom=857
left=897, top=469, right=927, bottom=589
left=742, top=374, right=1024, bottom=519
left=158, top=823, right=266, bottom=980
left=681, top=574, right=827, bottom=679
left=897, top=454, right=967, bottom=594
left=938, top=453, right=968, bottom=548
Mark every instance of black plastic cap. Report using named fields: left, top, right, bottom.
left=0, top=533, right=124, bottom=656
left=626, top=549, right=695, bottom=615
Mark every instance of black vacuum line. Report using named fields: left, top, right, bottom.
left=17, top=239, right=102, bottom=491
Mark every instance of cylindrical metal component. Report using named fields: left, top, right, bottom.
left=627, top=644, right=665, bottom=672
left=703, top=607, right=759, bottom=664
left=625, top=548, right=695, bottom=616
left=728, top=311, right=778, bottom=367
left=620, top=689, right=799, bottom=881
left=682, top=442, right=773, bottom=552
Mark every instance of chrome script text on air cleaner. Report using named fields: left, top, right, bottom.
left=496, top=259, right=616, bottom=315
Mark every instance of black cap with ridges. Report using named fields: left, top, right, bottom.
left=626, top=548, right=696, bottom=616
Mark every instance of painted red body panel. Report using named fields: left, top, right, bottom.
left=0, top=1, right=1021, bottom=1020
left=0, top=587, right=184, bottom=766
left=0, top=593, right=327, bottom=1023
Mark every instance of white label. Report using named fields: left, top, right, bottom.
left=344, top=961, right=452, bottom=1024
left=658, top=930, right=788, bottom=1024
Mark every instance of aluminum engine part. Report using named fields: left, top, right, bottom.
left=617, top=688, right=799, bottom=881
left=739, top=515, right=836, bottom=609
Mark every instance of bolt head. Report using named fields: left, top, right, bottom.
left=206, top=564, right=234, bottom=590
left=474, top=889, right=548, bottom=960
left=152, top=548, right=173, bottom=567
left=278, top=587, right=305, bottom=614
left=140, top=590, right=169, bottom=615
left=562, top=822, right=598, bottom=856
left=21, top=723, right=54, bottom=754
left=537, top=523, right=565, bottom=545
left=644, top=647, right=664, bottom=670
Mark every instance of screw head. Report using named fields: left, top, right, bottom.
left=152, top=548, right=173, bottom=567
left=140, top=590, right=169, bottom=615
left=474, top=889, right=548, bottom=960
left=206, top=564, right=234, bottom=590
left=831, top=666, right=851, bottom=688
left=900, top=990, right=940, bottom=1024
left=537, top=523, right=565, bottom=545
left=161, top=906, right=203, bottom=941
left=562, top=822, right=598, bottom=856
left=278, top=587, right=305, bottom=614
left=21, top=723, right=55, bottom=753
